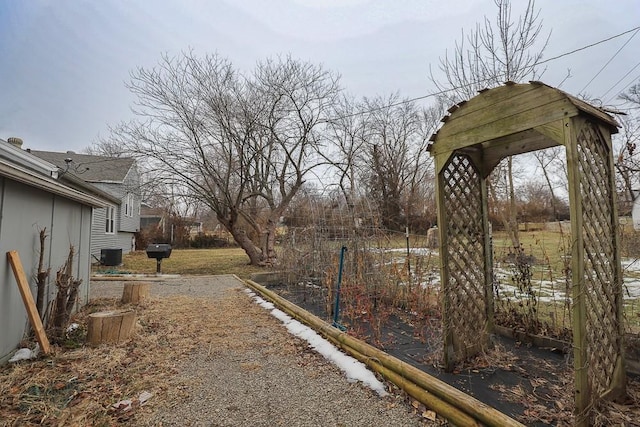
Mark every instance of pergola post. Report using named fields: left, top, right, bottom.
left=436, top=152, right=491, bottom=371
left=566, top=116, right=627, bottom=425
left=428, top=82, right=626, bottom=423
left=564, top=117, right=590, bottom=425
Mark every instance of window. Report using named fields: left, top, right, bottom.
left=124, top=193, right=134, bottom=217
left=105, top=206, right=115, bottom=234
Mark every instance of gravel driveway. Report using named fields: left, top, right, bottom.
left=90, top=275, right=434, bottom=427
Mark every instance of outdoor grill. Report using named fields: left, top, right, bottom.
left=145, top=243, right=172, bottom=274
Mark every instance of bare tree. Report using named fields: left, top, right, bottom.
left=612, top=80, right=640, bottom=214
left=619, top=81, right=640, bottom=107
left=360, top=94, right=434, bottom=232
left=532, top=147, right=567, bottom=220
left=519, top=179, right=568, bottom=222
left=487, top=158, right=525, bottom=244
left=323, top=95, right=369, bottom=207
left=614, top=115, right=640, bottom=213
left=85, top=139, right=129, bottom=157
left=431, top=0, right=549, bottom=103
left=108, top=52, right=340, bottom=265
left=431, top=0, right=549, bottom=247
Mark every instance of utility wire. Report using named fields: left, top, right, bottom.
left=535, top=26, right=640, bottom=66
left=601, top=60, right=640, bottom=102
left=579, top=28, right=639, bottom=94
left=322, top=25, right=640, bottom=123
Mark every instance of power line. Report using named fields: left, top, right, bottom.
left=323, top=25, right=640, bottom=123
left=601, top=60, right=640, bottom=102
left=535, top=26, right=640, bottom=66
left=579, top=28, right=639, bottom=94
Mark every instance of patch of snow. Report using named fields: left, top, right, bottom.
left=382, top=247, right=438, bottom=256
left=9, top=344, right=39, bottom=363
left=623, top=278, right=640, bottom=299
left=622, top=258, right=640, bottom=273
left=248, top=292, right=388, bottom=396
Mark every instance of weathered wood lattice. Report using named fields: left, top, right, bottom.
left=429, top=82, right=626, bottom=426
left=440, top=154, right=490, bottom=367
left=570, top=120, right=626, bottom=422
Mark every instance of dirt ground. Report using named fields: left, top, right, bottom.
left=0, top=275, right=435, bottom=426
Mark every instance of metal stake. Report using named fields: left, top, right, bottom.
left=332, top=246, right=347, bottom=331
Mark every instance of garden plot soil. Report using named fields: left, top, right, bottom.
left=267, top=282, right=640, bottom=426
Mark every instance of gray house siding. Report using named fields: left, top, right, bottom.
left=50, top=198, right=92, bottom=305
left=90, top=205, right=134, bottom=260
left=0, top=178, right=93, bottom=363
left=89, top=166, right=140, bottom=261
left=89, top=171, right=141, bottom=260
left=120, top=166, right=141, bottom=233
left=91, top=170, right=140, bottom=233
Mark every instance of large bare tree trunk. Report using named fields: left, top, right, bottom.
left=230, top=226, right=265, bottom=266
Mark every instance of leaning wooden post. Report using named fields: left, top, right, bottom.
left=7, top=251, right=52, bottom=355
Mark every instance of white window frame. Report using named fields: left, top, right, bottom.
left=105, top=206, right=115, bottom=234
left=124, top=193, right=134, bottom=217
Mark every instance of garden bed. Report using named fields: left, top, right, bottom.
left=265, top=281, right=640, bottom=426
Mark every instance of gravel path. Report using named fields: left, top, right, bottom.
left=90, top=275, right=434, bottom=427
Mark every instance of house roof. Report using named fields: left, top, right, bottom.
left=0, top=141, right=107, bottom=207
left=28, top=150, right=135, bottom=183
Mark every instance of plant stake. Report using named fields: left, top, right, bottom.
left=332, top=246, right=347, bottom=331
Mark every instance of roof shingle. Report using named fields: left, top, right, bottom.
left=29, top=150, right=135, bottom=183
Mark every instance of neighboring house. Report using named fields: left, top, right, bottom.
left=140, top=203, right=166, bottom=231
left=140, top=204, right=203, bottom=241
left=0, top=138, right=108, bottom=363
left=29, top=149, right=141, bottom=261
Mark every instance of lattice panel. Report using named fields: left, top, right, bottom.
left=441, top=154, right=486, bottom=362
left=576, top=122, right=622, bottom=398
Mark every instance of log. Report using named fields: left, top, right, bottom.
left=122, top=282, right=150, bottom=304
left=245, top=280, right=525, bottom=427
left=86, top=309, right=136, bottom=346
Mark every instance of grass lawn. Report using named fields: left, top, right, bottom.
left=91, top=230, right=640, bottom=333
left=94, top=247, right=269, bottom=279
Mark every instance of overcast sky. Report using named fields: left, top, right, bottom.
left=0, top=0, right=638, bottom=153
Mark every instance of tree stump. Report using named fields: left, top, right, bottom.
left=122, top=282, right=150, bottom=304
left=86, top=309, right=136, bottom=346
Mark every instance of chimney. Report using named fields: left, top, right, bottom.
left=7, top=137, right=23, bottom=149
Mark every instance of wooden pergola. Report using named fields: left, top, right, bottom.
left=428, top=81, right=626, bottom=425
